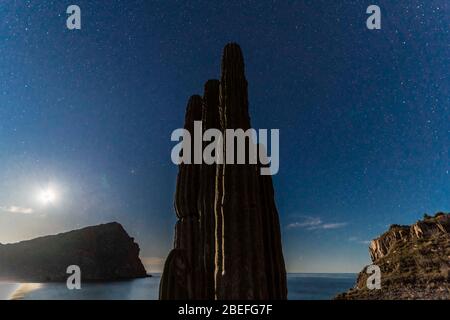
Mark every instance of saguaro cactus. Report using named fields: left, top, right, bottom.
left=160, top=95, right=203, bottom=299
left=160, top=44, right=287, bottom=300
left=214, top=43, right=287, bottom=299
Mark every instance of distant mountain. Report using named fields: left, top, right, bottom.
left=0, top=222, right=147, bottom=282
left=337, top=213, right=450, bottom=300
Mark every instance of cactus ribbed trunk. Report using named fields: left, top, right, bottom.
left=160, top=43, right=287, bottom=300
left=215, top=43, right=286, bottom=299
left=160, top=95, right=203, bottom=300
left=258, top=165, right=288, bottom=299
left=199, top=80, right=221, bottom=300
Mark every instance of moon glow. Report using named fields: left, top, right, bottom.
left=39, top=188, right=57, bottom=205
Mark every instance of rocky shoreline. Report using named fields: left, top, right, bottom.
left=336, top=213, right=450, bottom=300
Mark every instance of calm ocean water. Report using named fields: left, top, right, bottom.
left=0, top=273, right=356, bottom=300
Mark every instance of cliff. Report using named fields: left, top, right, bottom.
left=337, top=213, right=450, bottom=300
left=0, top=222, right=147, bottom=282
left=160, top=43, right=287, bottom=300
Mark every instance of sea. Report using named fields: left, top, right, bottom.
left=0, top=273, right=356, bottom=300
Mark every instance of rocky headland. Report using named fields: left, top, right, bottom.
left=0, top=222, right=147, bottom=282
left=337, top=212, right=450, bottom=300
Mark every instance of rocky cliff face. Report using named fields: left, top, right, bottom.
left=160, top=43, right=287, bottom=300
left=337, top=213, right=450, bottom=300
left=0, top=222, right=147, bottom=282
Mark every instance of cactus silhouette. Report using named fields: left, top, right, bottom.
left=160, top=44, right=287, bottom=300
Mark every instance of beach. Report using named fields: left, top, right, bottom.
left=0, top=283, right=20, bottom=300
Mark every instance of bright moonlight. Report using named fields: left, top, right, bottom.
left=39, top=188, right=57, bottom=204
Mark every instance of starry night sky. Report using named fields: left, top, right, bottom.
left=0, top=0, right=448, bottom=273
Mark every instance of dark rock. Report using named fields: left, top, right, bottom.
left=0, top=222, right=147, bottom=282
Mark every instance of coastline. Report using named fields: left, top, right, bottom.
left=1, top=273, right=357, bottom=300
left=0, top=283, right=20, bottom=300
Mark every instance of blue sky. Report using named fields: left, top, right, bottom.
left=0, top=0, right=448, bottom=273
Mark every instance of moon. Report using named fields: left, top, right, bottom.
left=39, top=188, right=57, bottom=205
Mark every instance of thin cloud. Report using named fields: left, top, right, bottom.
left=320, top=222, right=348, bottom=230
left=1, top=206, right=34, bottom=214
left=286, top=217, right=322, bottom=229
left=287, top=216, right=347, bottom=230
